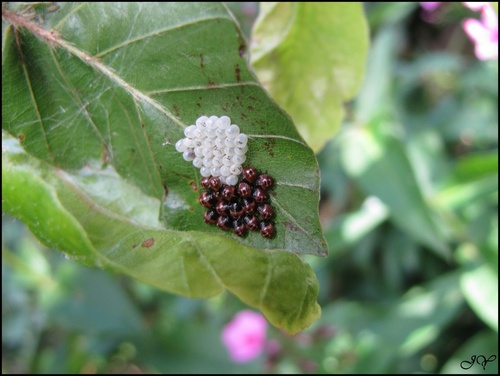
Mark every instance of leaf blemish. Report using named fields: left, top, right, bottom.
left=17, top=133, right=25, bottom=143
left=264, top=140, right=276, bottom=157
left=141, top=238, right=155, bottom=248
left=189, top=181, right=198, bottom=191
left=101, top=147, right=110, bottom=166
left=239, top=42, right=246, bottom=57
left=173, top=104, right=180, bottom=117
left=199, top=53, right=204, bottom=69
left=284, top=221, right=301, bottom=233
left=235, top=64, right=241, bottom=83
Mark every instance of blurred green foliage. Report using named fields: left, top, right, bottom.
left=2, top=2, right=498, bottom=374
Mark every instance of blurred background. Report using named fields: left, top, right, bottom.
left=2, top=2, right=498, bottom=374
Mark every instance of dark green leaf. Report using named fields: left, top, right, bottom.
left=441, top=330, right=498, bottom=374
left=3, top=132, right=321, bottom=333
left=2, top=2, right=326, bottom=333
left=341, top=126, right=451, bottom=259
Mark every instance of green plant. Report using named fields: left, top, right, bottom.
left=2, top=2, right=368, bottom=334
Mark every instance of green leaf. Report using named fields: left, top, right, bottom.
left=250, top=2, right=369, bottom=152
left=3, top=132, right=320, bottom=334
left=319, top=271, right=464, bottom=372
left=48, top=263, right=145, bottom=335
left=324, top=196, right=389, bottom=256
left=354, top=25, right=400, bottom=122
left=491, top=2, right=498, bottom=14
left=461, top=264, right=498, bottom=332
left=440, top=330, right=498, bottom=374
left=2, top=2, right=325, bottom=333
left=340, top=126, right=451, bottom=259
left=435, top=151, right=499, bottom=211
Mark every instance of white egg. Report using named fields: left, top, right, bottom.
left=230, top=164, right=243, bottom=175
left=226, top=174, right=238, bottom=186
left=220, top=165, right=231, bottom=176
left=196, top=116, right=209, bottom=128
left=216, top=116, right=231, bottom=129
left=232, top=154, right=246, bottom=165
left=234, top=133, right=248, bottom=147
left=182, top=150, right=195, bottom=161
left=200, top=167, right=211, bottom=177
left=175, top=139, right=186, bottom=152
left=184, top=125, right=197, bottom=138
left=225, top=124, right=240, bottom=138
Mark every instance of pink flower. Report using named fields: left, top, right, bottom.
left=463, top=2, right=489, bottom=12
left=420, top=2, right=442, bottom=12
left=221, top=310, right=268, bottom=363
left=420, top=2, right=444, bottom=23
left=462, top=3, right=498, bottom=60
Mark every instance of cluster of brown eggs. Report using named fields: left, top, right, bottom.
left=199, top=166, right=276, bottom=238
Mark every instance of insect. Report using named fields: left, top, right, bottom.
left=243, top=214, right=260, bottom=231
left=237, top=182, right=252, bottom=198
left=242, top=166, right=259, bottom=184
left=242, top=197, right=256, bottom=214
left=253, top=188, right=268, bottom=203
left=199, top=192, right=215, bottom=208
left=260, top=221, right=276, bottom=238
left=201, top=177, right=211, bottom=189
left=216, top=201, right=230, bottom=216
left=198, top=168, right=277, bottom=238
left=217, top=215, right=233, bottom=231
left=221, top=185, right=236, bottom=201
left=186, top=122, right=278, bottom=239
left=204, top=209, right=219, bottom=225
left=233, top=219, right=247, bottom=237
left=257, top=174, right=274, bottom=190
left=209, top=176, right=222, bottom=191
left=257, top=203, right=274, bottom=220
left=229, top=202, right=245, bottom=219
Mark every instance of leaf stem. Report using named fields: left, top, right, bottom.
left=2, top=8, right=60, bottom=46
left=2, top=7, right=186, bottom=129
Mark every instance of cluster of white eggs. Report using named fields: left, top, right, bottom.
left=175, top=115, right=248, bottom=186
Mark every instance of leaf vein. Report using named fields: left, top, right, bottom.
left=49, top=48, right=108, bottom=146
left=134, top=104, right=164, bottom=196
left=51, top=2, right=89, bottom=31
left=180, top=254, right=192, bottom=296
left=191, top=238, right=225, bottom=288
left=95, top=15, right=232, bottom=58
left=115, top=98, right=161, bottom=193
left=271, top=197, right=323, bottom=252
left=56, top=168, right=162, bottom=230
left=146, top=82, right=261, bottom=96
left=18, top=38, right=53, bottom=159
left=248, top=134, right=307, bottom=148
left=55, top=38, right=187, bottom=130
left=259, top=257, right=273, bottom=309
